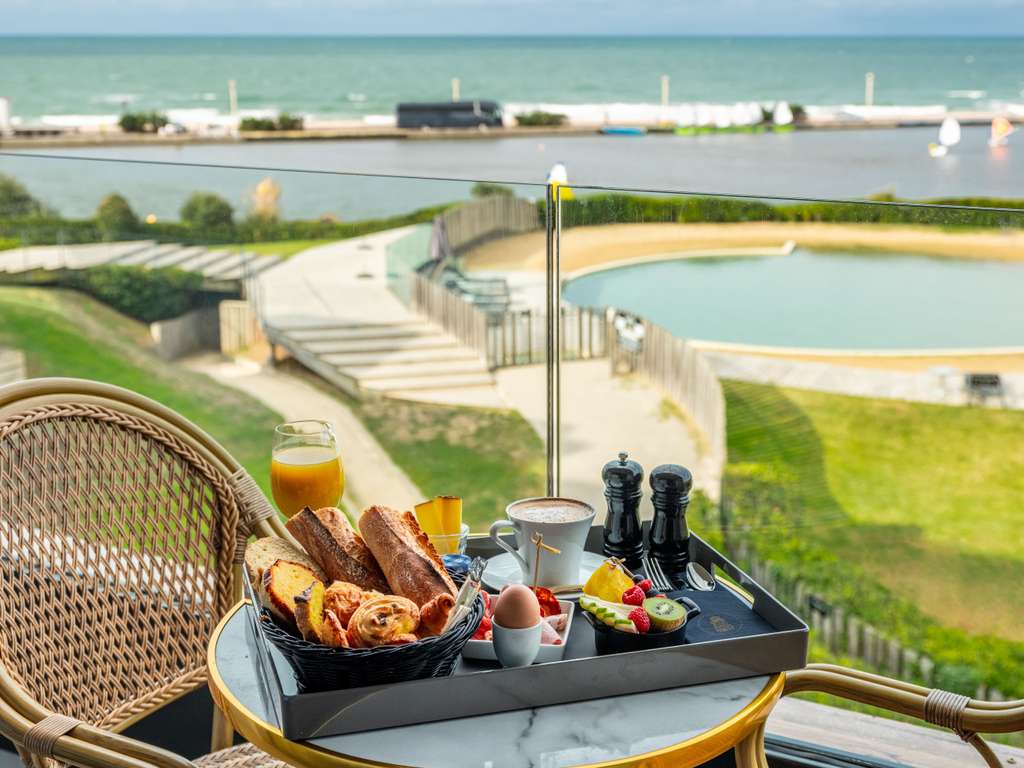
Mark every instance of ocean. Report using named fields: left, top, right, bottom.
left=1, top=36, right=1023, bottom=121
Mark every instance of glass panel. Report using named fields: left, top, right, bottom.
left=556, top=183, right=1024, bottom=710
left=0, top=152, right=547, bottom=531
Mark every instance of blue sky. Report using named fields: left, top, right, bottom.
left=2, top=0, right=1024, bottom=35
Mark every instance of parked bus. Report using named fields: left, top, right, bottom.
left=396, top=100, right=503, bottom=129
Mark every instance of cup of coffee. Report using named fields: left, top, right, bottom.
left=488, top=497, right=595, bottom=587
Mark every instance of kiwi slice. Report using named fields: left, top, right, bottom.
left=643, top=597, right=686, bottom=632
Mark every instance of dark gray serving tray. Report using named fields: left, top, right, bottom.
left=243, top=529, right=807, bottom=739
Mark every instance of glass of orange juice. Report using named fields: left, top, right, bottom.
left=271, top=420, right=344, bottom=518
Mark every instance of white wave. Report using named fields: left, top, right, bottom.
left=91, top=93, right=138, bottom=105
left=947, top=89, right=987, bottom=99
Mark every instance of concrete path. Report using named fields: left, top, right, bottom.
left=185, top=353, right=423, bottom=514
left=257, top=228, right=502, bottom=405
left=706, top=351, right=1024, bottom=409
left=496, top=360, right=703, bottom=517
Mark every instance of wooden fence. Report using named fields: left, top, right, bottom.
left=0, top=349, right=25, bottom=386
left=732, top=540, right=1008, bottom=701
left=411, top=273, right=489, bottom=359
left=487, top=305, right=609, bottom=368
left=635, top=321, right=727, bottom=496
left=437, top=195, right=540, bottom=256
left=219, top=299, right=264, bottom=355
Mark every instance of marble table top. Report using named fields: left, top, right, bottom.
left=214, top=609, right=769, bottom=768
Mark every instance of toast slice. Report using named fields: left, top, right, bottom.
left=358, top=505, right=456, bottom=608
left=261, top=559, right=323, bottom=631
left=244, top=536, right=325, bottom=587
left=286, top=507, right=389, bottom=593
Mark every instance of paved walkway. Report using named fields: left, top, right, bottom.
left=706, top=351, right=1024, bottom=409
left=257, top=228, right=502, bottom=405
left=185, top=353, right=423, bottom=514
left=496, top=360, right=703, bottom=518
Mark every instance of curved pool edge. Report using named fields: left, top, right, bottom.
left=689, top=339, right=1024, bottom=358
left=564, top=241, right=797, bottom=281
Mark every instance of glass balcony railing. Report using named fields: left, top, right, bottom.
left=1, top=149, right=1022, bottom=756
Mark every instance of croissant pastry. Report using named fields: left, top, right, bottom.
left=347, top=595, right=420, bottom=648
left=417, top=592, right=456, bottom=637
left=323, top=581, right=365, bottom=626
left=321, top=609, right=350, bottom=648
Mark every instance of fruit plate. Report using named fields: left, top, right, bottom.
left=461, top=599, right=575, bottom=663
left=243, top=528, right=808, bottom=739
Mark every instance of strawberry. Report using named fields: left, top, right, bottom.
left=621, top=585, right=645, bottom=606
left=636, top=578, right=653, bottom=592
left=472, top=615, right=492, bottom=640
left=628, top=606, right=651, bottom=633
left=481, top=591, right=492, bottom=616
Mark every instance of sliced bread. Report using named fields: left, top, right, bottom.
left=244, top=535, right=326, bottom=587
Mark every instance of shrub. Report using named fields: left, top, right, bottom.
left=515, top=111, right=567, bottom=127
left=181, top=192, right=234, bottom=231
left=0, top=175, right=47, bottom=218
left=471, top=182, right=515, bottom=198
left=239, top=113, right=304, bottom=131
left=118, top=112, right=169, bottom=134
left=95, top=194, right=140, bottom=241
left=64, top=265, right=203, bottom=323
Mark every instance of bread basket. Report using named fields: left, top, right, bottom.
left=245, top=567, right=483, bottom=693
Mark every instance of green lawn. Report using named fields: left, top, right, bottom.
left=0, top=286, right=281, bottom=495
left=722, top=379, right=1024, bottom=699
left=224, top=239, right=335, bottom=259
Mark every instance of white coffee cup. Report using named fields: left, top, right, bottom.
left=488, top=497, right=595, bottom=587
left=491, top=619, right=542, bottom=668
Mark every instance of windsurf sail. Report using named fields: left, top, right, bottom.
left=938, top=116, right=962, bottom=147
left=989, top=116, right=1015, bottom=147
left=773, top=101, right=794, bottom=126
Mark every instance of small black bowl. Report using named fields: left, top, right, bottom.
left=583, top=596, right=701, bottom=655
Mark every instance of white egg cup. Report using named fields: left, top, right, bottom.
left=491, top=619, right=542, bottom=668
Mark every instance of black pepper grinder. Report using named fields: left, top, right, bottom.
left=648, top=464, right=693, bottom=582
left=601, top=451, right=645, bottom=569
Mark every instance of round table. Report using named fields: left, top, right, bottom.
left=208, top=603, right=782, bottom=768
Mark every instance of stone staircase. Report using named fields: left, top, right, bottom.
left=266, top=320, right=495, bottom=399
left=0, top=239, right=281, bottom=281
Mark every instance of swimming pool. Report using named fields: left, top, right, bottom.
left=562, top=249, right=1024, bottom=350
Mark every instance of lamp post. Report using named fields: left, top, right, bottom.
left=545, top=163, right=567, bottom=496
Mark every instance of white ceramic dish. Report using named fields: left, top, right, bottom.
left=481, top=550, right=606, bottom=594
left=462, top=599, right=575, bottom=664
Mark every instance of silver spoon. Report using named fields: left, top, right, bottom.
left=685, top=562, right=717, bottom=591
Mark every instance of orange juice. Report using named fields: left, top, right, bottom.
left=271, top=445, right=344, bottom=518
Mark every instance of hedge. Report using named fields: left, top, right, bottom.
left=63, top=266, right=204, bottom=323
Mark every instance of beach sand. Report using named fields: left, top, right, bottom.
left=463, top=222, right=1024, bottom=372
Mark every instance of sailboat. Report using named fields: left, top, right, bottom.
left=988, top=116, right=1015, bottom=148
left=928, top=116, right=961, bottom=157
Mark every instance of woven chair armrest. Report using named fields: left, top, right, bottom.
left=0, top=695, right=193, bottom=768
left=784, top=664, right=1024, bottom=734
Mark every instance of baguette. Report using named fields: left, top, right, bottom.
left=358, top=505, right=456, bottom=608
left=286, top=506, right=389, bottom=593
left=244, top=536, right=325, bottom=586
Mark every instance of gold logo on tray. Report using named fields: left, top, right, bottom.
left=709, top=615, right=735, bottom=633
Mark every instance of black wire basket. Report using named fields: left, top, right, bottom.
left=248, top=569, right=483, bottom=693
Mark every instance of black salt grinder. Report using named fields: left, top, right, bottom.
left=648, top=464, right=693, bottom=581
left=601, top=451, right=645, bottom=568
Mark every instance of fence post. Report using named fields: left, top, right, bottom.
left=919, top=656, right=935, bottom=685
left=847, top=616, right=861, bottom=659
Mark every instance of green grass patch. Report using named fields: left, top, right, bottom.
left=721, top=380, right=1024, bottom=697
left=224, top=239, right=335, bottom=259
left=0, top=238, right=17, bottom=251
left=0, top=286, right=281, bottom=497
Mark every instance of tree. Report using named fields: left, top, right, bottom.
left=0, top=175, right=46, bottom=218
left=471, top=182, right=515, bottom=198
left=95, top=194, right=139, bottom=241
left=181, top=192, right=234, bottom=230
left=251, top=177, right=281, bottom=221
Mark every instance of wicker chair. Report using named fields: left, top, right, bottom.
left=741, top=664, right=1024, bottom=768
left=0, top=378, right=291, bottom=768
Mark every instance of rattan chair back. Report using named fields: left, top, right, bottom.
left=0, top=379, right=268, bottom=735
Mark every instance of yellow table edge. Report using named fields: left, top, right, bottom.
left=207, top=601, right=784, bottom=768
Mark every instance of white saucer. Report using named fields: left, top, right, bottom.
left=482, top=550, right=607, bottom=594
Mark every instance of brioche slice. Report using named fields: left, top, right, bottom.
left=261, top=559, right=322, bottom=631
left=358, top=505, right=456, bottom=608
left=245, top=536, right=325, bottom=587
left=321, top=610, right=350, bottom=648
left=294, top=582, right=327, bottom=643
left=286, top=507, right=389, bottom=593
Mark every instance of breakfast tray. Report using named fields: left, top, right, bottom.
left=242, top=529, right=807, bottom=739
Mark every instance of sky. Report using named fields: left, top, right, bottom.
left=2, top=0, right=1024, bottom=36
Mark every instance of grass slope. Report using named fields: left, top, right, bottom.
left=225, top=239, right=335, bottom=259
left=0, top=286, right=281, bottom=494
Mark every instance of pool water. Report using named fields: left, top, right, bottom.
left=563, top=250, right=1024, bottom=350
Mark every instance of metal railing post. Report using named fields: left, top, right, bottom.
left=545, top=182, right=562, bottom=496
